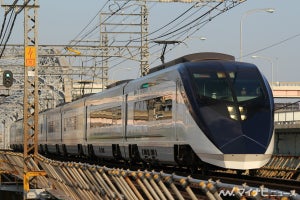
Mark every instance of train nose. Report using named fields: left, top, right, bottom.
left=219, top=135, right=266, bottom=154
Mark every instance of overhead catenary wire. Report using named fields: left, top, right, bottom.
left=94, top=2, right=215, bottom=69
left=0, top=7, right=16, bottom=46
left=148, top=2, right=232, bottom=65
left=107, top=1, right=237, bottom=71
left=149, top=2, right=223, bottom=42
left=53, top=1, right=300, bottom=87
left=0, top=0, right=18, bottom=40
left=113, top=2, right=202, bottom=43
left=66, top=1, right=208, bottom=67
left=68, top=0, right=131, bottom=48
left=67, top=1, right=110, bottom=47
left=61, top=1, right=247, bottom=83
left=0, top=0, right=31, bottom=59
left=242, top=33, right=300, bottom=59
left=76, top=3, right=144, bottom=65
left=65, top=0, right=132, bottom=84
left=71, top=0, right=208, bottom=56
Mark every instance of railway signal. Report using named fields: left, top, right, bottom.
left=3, top=70, right=13, bottom=88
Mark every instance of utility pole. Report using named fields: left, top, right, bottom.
left=99, top=1, right=149, bottom=83
left=23, top=0, right=39, bottom=163
left=23, top=0, right=46, bottom=199
left=140, top=2, right=149, bottom=76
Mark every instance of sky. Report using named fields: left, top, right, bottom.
left=2, top=0, right=300, bottom=82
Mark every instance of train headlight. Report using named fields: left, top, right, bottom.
left=239, top=106, right=244, bottom=112
left=227, top=106, right=234, bottom=113
left=227, top=106, right=247, bottom=121
left=241, top=115, right=247, bottom=120
left=227, top=106, right=237, bottom=120
left=230, top=114, right=238, bottom=120
left=239, top=106, right=247, bottom=120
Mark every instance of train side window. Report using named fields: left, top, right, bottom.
left=64, top=116, right=78, bottom=131
left=90, top=106, right=121, bottom=128
left=112, top=106, right=122, bottom=125
left=133, top=100, right=149, bottom=123
left=133, top=95, right=172, bottom=123
left=48, top=120, right=59, bottom=134
left=48, top=121, right=54, bottom=133
left=63, top=114, right=84, bottom=132
left=152, top=96, right=172, bottom=120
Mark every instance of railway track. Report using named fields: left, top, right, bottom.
left=2, top=151, right=299, bottom=200
left=47, top=153, right=300, bottom=198
left=200, top=172, right=300, bottom=193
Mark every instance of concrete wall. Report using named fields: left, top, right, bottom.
left=274, top=132, right=299, bottom=156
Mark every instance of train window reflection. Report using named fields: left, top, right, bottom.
left=134, top=95, right=172, bottom=123
left=90, top=106, right=121, bottom=128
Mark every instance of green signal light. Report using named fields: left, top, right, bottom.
left=3, top=70, right=13, bottom=88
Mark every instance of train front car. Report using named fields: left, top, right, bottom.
left=180, top=58, right=274, bottom=170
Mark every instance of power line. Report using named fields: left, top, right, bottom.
left=0, top=7, right=18, bottom=59
left=102, top=1, right=242, bottom=72
left=242, top=33, right=300, bottom=59
left=68, top=1, right=110, bottom=47
left=68, top=0, right=131, bottom=48
left=0, top=0, right=31, bottom=59
left=101, top=3, right=216, bottom=67
left=123, top=2, right=237, bottom=66
left=55, top=1, right=245, bottom=83
left=0, top=0, right=18, bottom=42
left=0, top=0, right=19, bottom=42
left=0, top=10, right=15, bottom=45
left=114, top=2, right=200, bottom=43
left=149, top=2, right=223, bottom=42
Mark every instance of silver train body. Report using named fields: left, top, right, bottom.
left=10, top=53, right=275, bottom=170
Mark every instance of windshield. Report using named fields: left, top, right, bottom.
left=192, top=71, right=234, bottom=101
left=230, top=70, right=263, bottom=103
left=191, top=68, right=263, bottom=103
left=189, top=62, right=266, bottom=121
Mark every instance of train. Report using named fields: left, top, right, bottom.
left=10, top=52, right=275, bottom=170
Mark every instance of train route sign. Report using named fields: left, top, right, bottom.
left=25, top=46, right=36, bottom=67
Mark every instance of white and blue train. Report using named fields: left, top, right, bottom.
left=10, top=52, right=275, bottom=170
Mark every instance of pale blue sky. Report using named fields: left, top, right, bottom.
left=3, top=0, right=300, bottom=82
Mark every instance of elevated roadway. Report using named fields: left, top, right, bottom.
left=272, top=82, right=300, bottom=98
